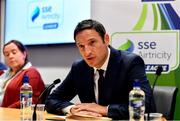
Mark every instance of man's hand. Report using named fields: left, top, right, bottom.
left=70, top=103, right=108, bottom=117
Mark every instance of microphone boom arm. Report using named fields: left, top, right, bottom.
left=147, top=66, right=163, bottom=120
left=32, top=78, right=61, bottom=121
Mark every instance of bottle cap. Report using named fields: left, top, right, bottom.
left=133, top=79, right=140, bottom=87
left=23, top=75, right=29, bottom=83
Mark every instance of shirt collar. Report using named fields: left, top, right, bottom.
left=23, top=62, right=32, bottom=69
left=5, top=62, right=32, bottom=76
left=94, top=47, right=110, bottom=72
left=0, top=62, right=32, bottom=84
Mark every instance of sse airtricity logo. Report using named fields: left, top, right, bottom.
left=28, top=0, right=63, bottom=29
left=31, top=7, right=40, bottom=22
left=118, top=39, right=134, bottom=52
left=111, top=31, right=179, bottom=74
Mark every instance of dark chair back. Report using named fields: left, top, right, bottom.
left=153, top=86, right=178, bottom=120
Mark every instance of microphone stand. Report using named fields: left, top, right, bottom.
left=32, top=79, right=61, bottom=121
left=32, top=104, right=37, bottom=121
left=32, top=86, right=53, bottom=121
left=147, top=66, right=162, bottom=120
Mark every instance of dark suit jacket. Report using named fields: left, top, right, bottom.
left=45, top=46, right=155, bottom=120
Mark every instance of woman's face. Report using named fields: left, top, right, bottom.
left=3, top=42, right=26, bottom=72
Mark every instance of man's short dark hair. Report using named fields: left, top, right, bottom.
left=74, top=19, right=106, bottom=41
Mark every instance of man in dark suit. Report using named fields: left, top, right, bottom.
left=45, top=19, right=155, bottom=120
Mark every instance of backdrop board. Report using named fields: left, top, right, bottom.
left=92, top=0, right=180, bottom=119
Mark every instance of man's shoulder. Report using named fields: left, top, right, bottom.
left=111, top=48, right=144, bottom=66
left=111, top=47, right=140, bottom=60
left=71, top=59, right=92, bottom=74
left=73, top=58, right=85, bottom=65
left=120, top=50, right=139, bottom=59
left=72, top=58, right=89, bottom=68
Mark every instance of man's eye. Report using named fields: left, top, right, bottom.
left=78, top=45, right=84, bottom=49
left=90, top=40, right=95, bottom=45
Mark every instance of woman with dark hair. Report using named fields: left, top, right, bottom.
left=0, top=40, right=45, bottom=108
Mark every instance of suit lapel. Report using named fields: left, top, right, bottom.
left=99, top=47, right=121, bottom=105
left=105, top=48, right=121, bottom=85
left=84, top=67, right=96, bottom=102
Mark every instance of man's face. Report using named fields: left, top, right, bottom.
left=75, top=29, right=109, bottom=68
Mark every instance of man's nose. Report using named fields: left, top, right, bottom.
left=84, top=46, right=91, bottom=56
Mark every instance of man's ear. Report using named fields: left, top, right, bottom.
left=104, top=33, right=110, bottom=45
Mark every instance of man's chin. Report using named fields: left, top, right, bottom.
left=88, top=63, right=100, bottom=68
left=86, top=62, right=95, bottom=68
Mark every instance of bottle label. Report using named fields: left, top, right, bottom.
left=20, top=91, right=32, bottom=107
left=20, top=91, right=32, bottom=98
left=129, top=89, right=145, bottom=120
left=130, top=99, right=145, bottom=108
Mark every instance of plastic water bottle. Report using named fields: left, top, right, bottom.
left=20, top=75, right=33, bottom=121
left=129, top=79, right=145, bottom=121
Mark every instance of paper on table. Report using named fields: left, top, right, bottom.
left=46, top=115, right=66, bottom=121
left=66, top=114, right=112, bottom=121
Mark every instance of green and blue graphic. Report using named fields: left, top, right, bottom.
left=133, top=3, right=180, bottom=30
left=118, top=39, right=134, bottom=52
left=31, top=7, right=40, bottom=22
left=111, top=1, right=179, bottom=119
left=133, top=2, right=180, bottom=119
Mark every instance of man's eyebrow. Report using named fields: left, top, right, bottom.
left=76, top=42, right=82, bottom=45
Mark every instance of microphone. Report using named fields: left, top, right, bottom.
left=39, top=78, right=61, bottom=103
left=152, top=66, right=163, bottom=91
left=32, top=78, right=61, bottom=121
left=147, top=66, right=163, bottom=120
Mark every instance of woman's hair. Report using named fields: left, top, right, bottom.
left=74, top=19, right=106, bottom=42
left=3, top=40, right=28, bottom=63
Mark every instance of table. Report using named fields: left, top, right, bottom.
left=0, top=107, right=65, bottom=121
left=0, top=107, right=166, bottom=121
left=0, top=107, right=112, bottom=121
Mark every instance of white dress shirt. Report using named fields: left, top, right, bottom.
left=93, top=48, right=110, bottom=103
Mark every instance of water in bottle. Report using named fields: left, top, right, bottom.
left=20, top=75, right=33, bottom=121
left=129, top=79, right=145, bottom=121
